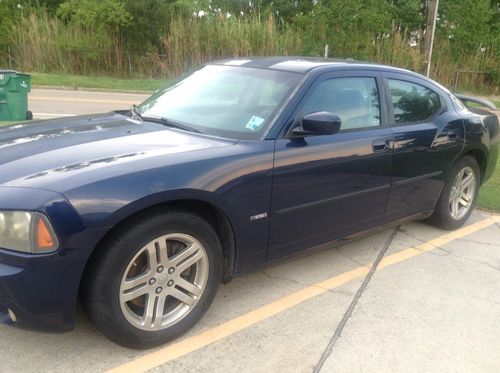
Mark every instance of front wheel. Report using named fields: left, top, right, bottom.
left=82, top=209, right=223, bottom=349
left=428, top=155, right=480, bottom=230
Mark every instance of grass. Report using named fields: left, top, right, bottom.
left=0, top=121, right=23, bottom=126
left=477, top=156, right=500, bottom=212
left=0, top=119, right=46, bottom=126
left=31, top=72, right=168, bottom=92
left=467, top=98, right=500, bottom=109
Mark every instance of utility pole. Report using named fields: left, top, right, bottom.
left=424, top=0, right=439, bottom=77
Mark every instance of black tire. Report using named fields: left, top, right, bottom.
left=26, top=111, right=33, bottom=120
left=427, top=155, right=480, bottom=230
left=81, top=209, right=223, bottom=349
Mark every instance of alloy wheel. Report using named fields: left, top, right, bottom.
left=119, top=233, right=209, bottom=331
left=448, top=166, right=476, bottom=221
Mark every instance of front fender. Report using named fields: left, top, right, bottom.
left=101, top=189, right=237, bottom=229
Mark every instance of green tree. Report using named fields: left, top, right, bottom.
left=34, top=0, right=66, bottom=14
left=389, top=0, right=426, bottom=31
left=0, top=0, right=22, bottom=46
left=121, top=0, right=176, bottom=53
left=294, top=0, right=393, bottom=56
left=57, top=0, right=132, bottom=32
left=438, top=0, right=495, bottom=53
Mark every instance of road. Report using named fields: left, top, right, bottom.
left=1, top=88, right=500, bottom=372
left=29, top=88, right=149, bottom=119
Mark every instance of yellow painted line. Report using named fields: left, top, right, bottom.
left=30, top=96, right=138, bottom=105
left=108, top=216, right=500, bottom=373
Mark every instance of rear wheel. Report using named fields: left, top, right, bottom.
left=428, top=155, right=480, bottom=230
left=82, top=209, right=223, bottom=349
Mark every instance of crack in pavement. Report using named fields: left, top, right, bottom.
left=399, top=229, right=500, bottom=274
left=334, top=249, right=368, bottom=267
left=400, top=231, right=500, bottom=273
left=454, top=237, right=500, bottom=247
left=399, top=230, right=435, bottom=245
left=260, top=271, right=356, bottom=298
left=472, top=295, right=500, bottom=308
left=260, top=270, right=310, bottom=288
left=310, top=220, right=499, bottom=373
left=259, top=239, right=388, bottom=295
left=398, top=231, right=449, bottom=257
left=312, top=226, right=401, bottom=373
left=434, top=246, right=500, bottom=273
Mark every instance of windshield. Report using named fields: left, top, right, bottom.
left=137, top=65, right=302, bottom=140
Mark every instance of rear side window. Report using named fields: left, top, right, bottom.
left=388, top=79, right=441, bottom=124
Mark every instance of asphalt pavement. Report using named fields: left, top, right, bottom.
left=29, top=88, right=149, bottom=119
left=0, top=88, right=499, bottom=373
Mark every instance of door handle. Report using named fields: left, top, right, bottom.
left=372, top=139, right=390, bottom=153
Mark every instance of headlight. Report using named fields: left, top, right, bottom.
left=0, top=211, right=59, bottom=254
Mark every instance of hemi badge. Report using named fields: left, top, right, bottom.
left=250, top=212, right=268, bottom=222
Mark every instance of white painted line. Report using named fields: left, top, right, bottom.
left=33, top=113, right=78, bottom=117
left=31, top=96, right=136, bottom=105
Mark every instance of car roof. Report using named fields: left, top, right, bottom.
left=209, top=56, right=451, bottom=94
left=210, top=56, right=402, bottom=74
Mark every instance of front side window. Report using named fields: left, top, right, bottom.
left=388, top=79, right=441, bottom=124
left=138, top=65, right=302, bottom=140
left=302, top=77, right=381, bottom=130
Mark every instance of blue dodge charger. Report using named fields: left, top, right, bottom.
left=0, top=58, right=498, bottom=348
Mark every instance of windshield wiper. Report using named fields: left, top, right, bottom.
left=142, top=116, right=201, bottom=133
left=129, top=104, right=143, bottom=121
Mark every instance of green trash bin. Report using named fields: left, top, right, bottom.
left=0, top=70, right=32, bottom=121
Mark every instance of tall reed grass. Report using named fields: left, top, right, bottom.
left=7, top=12, right=127, bottom=76
left=153, top=13, right=302, bottom=76
left=2, top=10, right=498, bottom=94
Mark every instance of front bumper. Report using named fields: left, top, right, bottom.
left=0, top=250, right=80, bottom=332
left=0, top=262, right=21, bottom=325
left=0, top=186, right=107, bottom=332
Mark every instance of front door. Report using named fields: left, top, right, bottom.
left=268, top=72, right=393, bottom=260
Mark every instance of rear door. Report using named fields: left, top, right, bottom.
left=268, top=70, right=394, bottom=260
left=383, top=73, right=465, bottom=218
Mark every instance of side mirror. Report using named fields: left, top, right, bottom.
left=292, top=111, right=341, bottom=137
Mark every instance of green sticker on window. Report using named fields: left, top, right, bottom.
left=245, top=116, right=265, bottom=131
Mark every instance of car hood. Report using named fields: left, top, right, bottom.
left=0, top=113, right=236, bottom=190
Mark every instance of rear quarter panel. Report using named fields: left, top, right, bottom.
left=461, top=108, right=499, bottom=183
left=482, top=112, right=499, bottom=182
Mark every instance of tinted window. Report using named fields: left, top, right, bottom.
left=302, top=77, right=381, bottom=130
left=388, top=79, right=441, bottom=124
